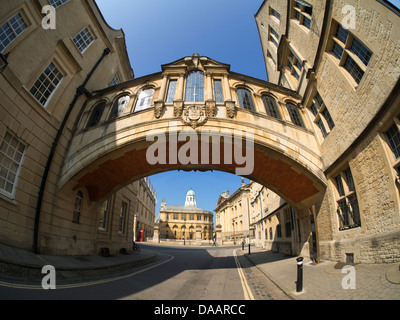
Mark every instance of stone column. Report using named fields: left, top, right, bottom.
left=173, top=73, right=185, bottom=117
left=158, top=73, right=169, bottom=101
left=223, top=72, right=232, bottom=101
left=154, top=73, right=169, bottom=118
left=196, top=225, right=202, bottom=245
left=153, top=224, right=160, bottom=243
left=205, top=72, right=213, bottom=101
left=175, top=73, right=185, bottom=101
left=215, top=225, right=223, bottom=246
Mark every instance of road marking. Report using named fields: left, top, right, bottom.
left=0, top=252, right=174, bottom=290
left=233, top=249, right=254, bottom=300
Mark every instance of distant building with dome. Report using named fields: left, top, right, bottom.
left=157, top=189, right=214, bottom=241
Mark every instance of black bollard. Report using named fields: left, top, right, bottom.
left=296, top=257, right=304, bottom=293
left=248, top=243, right=251, bottom=255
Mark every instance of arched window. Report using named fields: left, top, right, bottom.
left=72, top=191, right=83, bottom=224
left=185, top=71, right=204, bottom=102
left=86, top=102, right=106, bottom=128
left=108, top=95, right=130, bottom=120
left=135, top=88, right=154, bottom=112
left=262, top=95, right=282, bottom=120
left=237, top=88, right=256, bottom=112
left=286, top=103, right=305, bottom=128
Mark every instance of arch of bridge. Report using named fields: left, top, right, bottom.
left=60, top=108, right=326, bottom=210
left=59, top=55, right=327, bottom=210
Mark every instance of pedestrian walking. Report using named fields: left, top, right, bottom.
left=212, top=234, right=217, bottom=247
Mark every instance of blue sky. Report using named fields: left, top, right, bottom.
left=95, top=0, right=400, bottom=219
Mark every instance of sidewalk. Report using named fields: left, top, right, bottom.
left=0, top=242, right=158, bottom=284
left=241, top=246, right=400, bottom=300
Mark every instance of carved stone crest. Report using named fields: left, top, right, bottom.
left=225, top=100, right=237, bottom=118
left=205, top=100, right=217, bottom=118
left=181, top=105, right=208, bottom=129
left=173, top=100, right=184, bottom=117
left=154, top=100, right=165, bottom=119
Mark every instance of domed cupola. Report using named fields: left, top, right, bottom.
left=185, top=188, right=197, bottom=207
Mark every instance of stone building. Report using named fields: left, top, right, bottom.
left=0, top=0, right=136, bottom=255
left=214, top=179, right=254, bottom=242
left=157, top=189, right=214, bottom=242
left=1, top=0, right=399, bottom=265
left=134, top=177, right=156, bottom=241
left=215, top=180, right=314, bottom=258
left=255, top=0, right=400, bottom=263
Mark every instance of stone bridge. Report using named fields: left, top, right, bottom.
left=59, top=54, right=326, bottom=211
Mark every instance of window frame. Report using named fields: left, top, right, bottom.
left=166, top=79, right=177, bottom=103
left=236, top=88, right=256, bottom=112
left=185, top=71, right=205, bottom=102
left=98, top=197, right=111, bottom=231
left=261, top=95, right=282, bottom=120
left=108, top=95, right=130, bottom=121
left=49, top=0, right=69, bottom=9
left=72, top=191, right=83, bottom=224
left=72, top=27, right=94, bottom=54
left=269, top=25, right=280, bottom=49
left=269, top=7, right=281, bottom=22
left=292, top=0, right=313, bottom=30
left=213, top=79, right=224, bottom=103
left=0, top=131, right=26, bottom=199
left=308, top=91, right=335, bottom=140
left=119, top=201, right=128, bottom=234
left=333, top=167, right=361, bottom=231
left=135, top=87, right=155, bottom=112
left=328, top=21, right=372, bottom=86
left=286, top=102, right=305, bottom=128
left=0, top=12, right=28, bottom=53
left=86, top=101, right=106, bottom=128
left=29, top=62, right=64, bottom=108
left=285, top=48, right=303, bottom=86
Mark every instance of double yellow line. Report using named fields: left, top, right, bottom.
left=233, top=249, right=254, bottom=300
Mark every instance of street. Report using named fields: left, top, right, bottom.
left=0, top=243, right=288, bottom=300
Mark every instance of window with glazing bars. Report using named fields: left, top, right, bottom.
left=109, top=74, right=119, bottom=86
left=286, top=103, right=304, bottom=128
left=270, top=7, right=281, bottom=21
left=330, top=22, right=372, bottom=85
left=308, top=91, right=335, bottom=139
left=0, top=13, right=27, bottom=52
left=185, top=71, right=204, bottom=102
left=136, top=88, right=154, bottom=111
left=73, top=28, right=94, bottom=53
left=213, top=80, right=224, bottom=103
left=237, top=89, right=256, bottom=112
left=287, top=49, right=302, bottom=84
left=30, top=63, right=63, bottom=106
left=166, top=80, right=177, bottom=103
left=0, top=131, right=26, bottom=197
left=49, top=0, right=69, bottom=8
left=262, top=95, right=282, bottom=120
left=386, top=123, right=400, bottom=159
left=72, top=191, right=83, bottom=224
left=86, top=102, right=105, bottom=128
left=293, top=0, right=313, bottom=30
left=119, top=201, right=127, bottom=233
left=334, top=168, right=361, bottom=230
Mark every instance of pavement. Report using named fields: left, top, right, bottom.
left=238, top=246, right=400, bottom=300
left=0, top=242, right=399, bottom=299
left=0, top=242, right=158, bottom=284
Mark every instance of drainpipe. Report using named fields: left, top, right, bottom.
left=33, top=48, right=111, bottom=254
